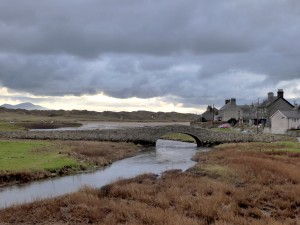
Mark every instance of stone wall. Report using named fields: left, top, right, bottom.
left=286, top=129, right=300, bottom=137
left=0, top=125, right=295, bottom=147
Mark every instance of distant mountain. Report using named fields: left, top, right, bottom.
left=1, top=102, right=49, bottom=110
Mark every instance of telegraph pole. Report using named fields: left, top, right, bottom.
left=212, top=104, right=215, bottom=126
left=256, top=98, right=259, bottom=134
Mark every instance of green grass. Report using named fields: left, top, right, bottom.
left=215, top=141, right=300, bottom=153
left=266, top=141, right=300, bottom=152
left=0, top=121, right=25, bottom=131
left=0, top=140, right=79, bottom=172
left=191, top=164, right=234, bottom=179
left=161, top=133, right=196, bottom=143
left=211, top=127, right=237, bottom=132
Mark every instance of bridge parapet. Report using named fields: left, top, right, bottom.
left=0, top=125, right=294, bottom=146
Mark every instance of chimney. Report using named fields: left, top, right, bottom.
left=207, top=106, right=212, bottom=111
left=277, top=89, right=284, bottom=98
left=230, top=98, right=236, bottom=105
left=268, top=92, right=274, bottom=100
left=225, top=99, right=230, bottom=104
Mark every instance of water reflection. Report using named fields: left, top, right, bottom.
left=31, top=121, right=190, bottom=131
left=0, top=140, right=208, bottom=208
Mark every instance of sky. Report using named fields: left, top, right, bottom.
left=0, top=0, right=299, bottom=113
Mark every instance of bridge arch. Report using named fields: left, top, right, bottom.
left=182, top=132, right=203, bottom=147
left=155, top=131, right=203, bottom=147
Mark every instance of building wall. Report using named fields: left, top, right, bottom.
left=219, top=107, right=242, bottom=121
left=218, top=98, right=243, bottom=122
left=271, top=111, right=288, bottom=134
left=289, top=118, right=300, bottom=129
left=223, top=108, right=242, bottom=121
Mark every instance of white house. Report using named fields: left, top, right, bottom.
left=270, top=110, right=300, bottom=134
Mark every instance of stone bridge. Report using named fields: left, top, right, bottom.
left=0, top=125, right=291, bottom=146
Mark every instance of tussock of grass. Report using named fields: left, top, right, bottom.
left=66, top=141, right=140, bottom=167
left=192, top=164, right=234, bottom=180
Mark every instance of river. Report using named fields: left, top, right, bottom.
left=31, top=121, right=191, bottom=131
left=0, top=139, right=208, bottom=209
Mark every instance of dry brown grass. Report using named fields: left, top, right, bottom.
left=66, top=141, right=140, bottom=167
left=0, top=142, right=299, bottom=224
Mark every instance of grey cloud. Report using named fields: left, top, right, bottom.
left=2, top=0, right=296, bottom=57
left=0, top=0, right=300, bottom=109
left=0, top=54, right=86, bottom=95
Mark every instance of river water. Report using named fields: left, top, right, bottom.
left=0, top=139, right=207, bottom=209
left=31, top=121, right=191, bottom=131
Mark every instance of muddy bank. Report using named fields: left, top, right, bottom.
left=0, top=167, right=79, bottom=188
left=19, top=122, right=81, bottom=130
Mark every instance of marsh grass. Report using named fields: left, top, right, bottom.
left=0, top=141, right=299, bottom=224
left=0, top=121, right=25, bottom=131
left=214, top=142, right=300, bottom=153
left=66, top=141, right=140, bottom=166
left=0, top=140, right=140, bottom=187
left=0, top=140, right=77, bottom=172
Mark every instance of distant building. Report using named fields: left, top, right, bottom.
left=270, top=106, right=300, bottom=134
left=204, top=89, right=294, bottom=126
left=239, top=104, right=254, bottom=123
left=218, top=98, right=252, bottom=123
left=200, top=105, right=218, bottom=122
left=256, top=89, right=294, bottom=126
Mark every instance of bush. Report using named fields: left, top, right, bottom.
left=227, top=118, right=237, bottom=126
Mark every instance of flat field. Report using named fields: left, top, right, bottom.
left=1, top=141, right=299, bottom=224
left=0, top=108, right=197, bottom=131
left=0, top=140, right=140, bottom=187
left=0, top=140, right=77, bottom=172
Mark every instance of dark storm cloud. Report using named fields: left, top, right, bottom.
left=0, top=0, right=277, bottom=56
left=0, top=0, right=300, bottom=108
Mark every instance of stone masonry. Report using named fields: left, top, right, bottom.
left=0, top=125, right=294, bottom=146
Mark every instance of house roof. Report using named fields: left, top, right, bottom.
left=259, top=96, right=294, bottom=108
left=259, top=96, right=276, bottom=107
left=219, top=102, right=241, bottom=111
left=239, top=105, right=252, bottom=113
left=272, top=110, right=300, bottom=119
left=201, top=106, right=218, bottom=120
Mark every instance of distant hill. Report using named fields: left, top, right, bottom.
left=1, top=102, right=49, bottom=110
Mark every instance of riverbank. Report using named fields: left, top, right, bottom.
left=0, top=141, right=299, bottom=224
left=0, top=140, right=140, bottom=187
